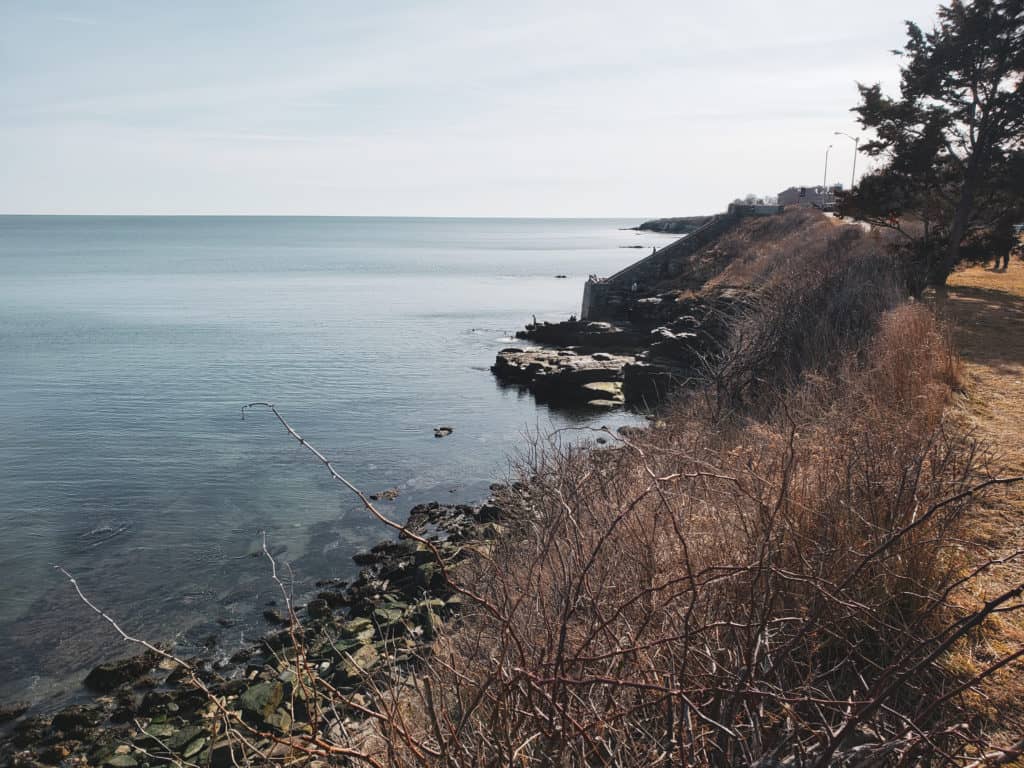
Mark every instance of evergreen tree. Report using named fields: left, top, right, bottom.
left=845, top=0, right=1024, bottom=285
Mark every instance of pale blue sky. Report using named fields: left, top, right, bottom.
left=2, top=1, right=940, bottom=216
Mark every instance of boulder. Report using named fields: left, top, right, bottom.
left=622, top=362, right=681, bottom=407
left=104, top=755, right=139, bottom=768
left=339, top=617, right=375, bottom=642
left=238, top=681, right=284, bottom=721
left=51, top=704, right=102, bottom=734
left=492, top=348, right=638, bottom=407
left=0, top=701, right=29, bottom=723
left=581, top=381, right=624, bottom=403
left=333, top=643, right=379, bottom=686
left=83, top=652, right=159, bottom=693
left=165, top=725, right=208, bottom=753
left=306, top=598, right=331, bottom=619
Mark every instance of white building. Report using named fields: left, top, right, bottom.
left=778, top=184, right=843, bottom=208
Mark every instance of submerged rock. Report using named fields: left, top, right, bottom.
left=0, top=701, right=29, bottom=723
left=83, top=652, right=159, bottom=693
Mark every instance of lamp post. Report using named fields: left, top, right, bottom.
left=823, top=144, right=832, bottom=204
left=833, top=131, right=860, bottom=190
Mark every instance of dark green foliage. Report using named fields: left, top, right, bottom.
left=842, top=0, right=1024, bottom=285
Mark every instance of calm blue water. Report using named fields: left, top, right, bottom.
left=0, top=215, right=676, bottom=708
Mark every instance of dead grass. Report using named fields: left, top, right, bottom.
left=930, top=255, right=1024, bottom=751
left=351, top=299, right=1024, bottom=767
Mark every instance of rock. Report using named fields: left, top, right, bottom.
left=333, top=643, right=380, bottom=686
left=581, top=381, right=624, bottom=402
left=208, top=739, right=241, bottom=768
left=433, top=426, right=454, bottom=438
left=138, top=690, right=176, bottom=717
left=263, top=608, right=288, bottom=625
left=51, top=704, right=102, bottom=734
left=412, top=598, right=447, bottom=640
left=0, top=701, right=29, bottom=723
left=492, top=348, right=638, bottom=406
left=514, top=320, right=646, bottom=350
left=372, top=605, right=406, bottom=627
left=104, top=754, right=139, bottom=767
left=265, top=710, right=292, bottom=734
left=415, top=561, right=445, bottom=591
left=554, top=274, right=568, bottom=278
left=477, top=502, right=502, bottom=523
left=229, top=647, right=254, bottom=664
left=369, top=487, right=400, bottom=501
left=11, top=715, right=50, bottom=748
left=238, top=681, right=284, bottom=720
left=165, top=725, right=207, bottom=753
left=306, top=598, right=331, bottom=619
left=316, top=589, right=349, bottom=609
left=586, top=399, right=622, bottom=410
left=83, top=652, right=159, bottom=693
left=351, top=551, right=379, bottom=566
left=140, top=722, right=175, bottom=740
left=183, top=736, right=208, bottom=759
left=340, top=617, right=375, bottom=642
left=39, top=744, right=72, bottom=764
left=623, top=362, right=681, bottom=407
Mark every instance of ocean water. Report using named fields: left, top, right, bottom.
left=0, top=215, right=677, bottom=709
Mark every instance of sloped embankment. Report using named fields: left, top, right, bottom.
left=493, top=208, right=898, bottom=410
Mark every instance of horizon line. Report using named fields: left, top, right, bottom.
left=0, top=212, right=718, bottom=221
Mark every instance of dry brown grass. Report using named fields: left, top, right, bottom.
left=332, top=224, right=1024, bottom=767
left=59, top=215, right=1023, bottom=767
left=713, top=217, right=903, bottom=415
left=347, top=300, right=1023, bottom=767
left=930, top=255, right=1024, bottom=753
left=702, top=209, right=899, bottom=291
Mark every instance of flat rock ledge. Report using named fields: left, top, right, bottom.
left=495, top=287, right=749, bottom=410
left=491, top=348, right=632, bottom=408
left=492, top=348, right=683, bottom=409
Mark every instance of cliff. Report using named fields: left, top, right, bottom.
left=630, top=214, right=714, bottom=234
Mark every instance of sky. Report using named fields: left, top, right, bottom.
left=1, top=1, right=943, bottom=217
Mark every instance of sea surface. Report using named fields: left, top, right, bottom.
left=0, top=215, right=677, bottom=710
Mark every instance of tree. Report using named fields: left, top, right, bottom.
left=844, top=0, right=1024, bottom=285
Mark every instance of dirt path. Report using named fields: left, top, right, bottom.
left=934, top=257, right=1024, bottom=748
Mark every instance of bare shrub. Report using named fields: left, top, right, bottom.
left=715, top=224, right=904, bottom=415
left=368, top=303, right=1023, bottom=767
left=54, top=236, right=1021, bottom=766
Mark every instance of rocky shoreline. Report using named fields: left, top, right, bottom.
left=628, top=215, right=714, bottom=234
left=0, top=489, right=523, bottom=768
left=491, top=287, right=747, bottom=410
left=1, top=232, right=749, bottom=766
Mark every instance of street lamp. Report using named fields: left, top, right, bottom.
left=834, top=131, right=860, bottom=190
left=823, top=144, right=833, bottom=203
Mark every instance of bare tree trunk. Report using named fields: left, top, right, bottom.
left=939, top=139, right=987, bottom=285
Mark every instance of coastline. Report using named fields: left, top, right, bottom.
left=0, top=489, right=522, bottom=766
left=5, top=209, right=1023, bottom=764
left=0, top=215, right=654, bottom=712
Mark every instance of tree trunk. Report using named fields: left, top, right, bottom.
left=940, top=137, right=988, bottom=283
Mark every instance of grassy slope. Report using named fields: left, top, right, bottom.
left=935, top=258, right=1024, bottom=750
